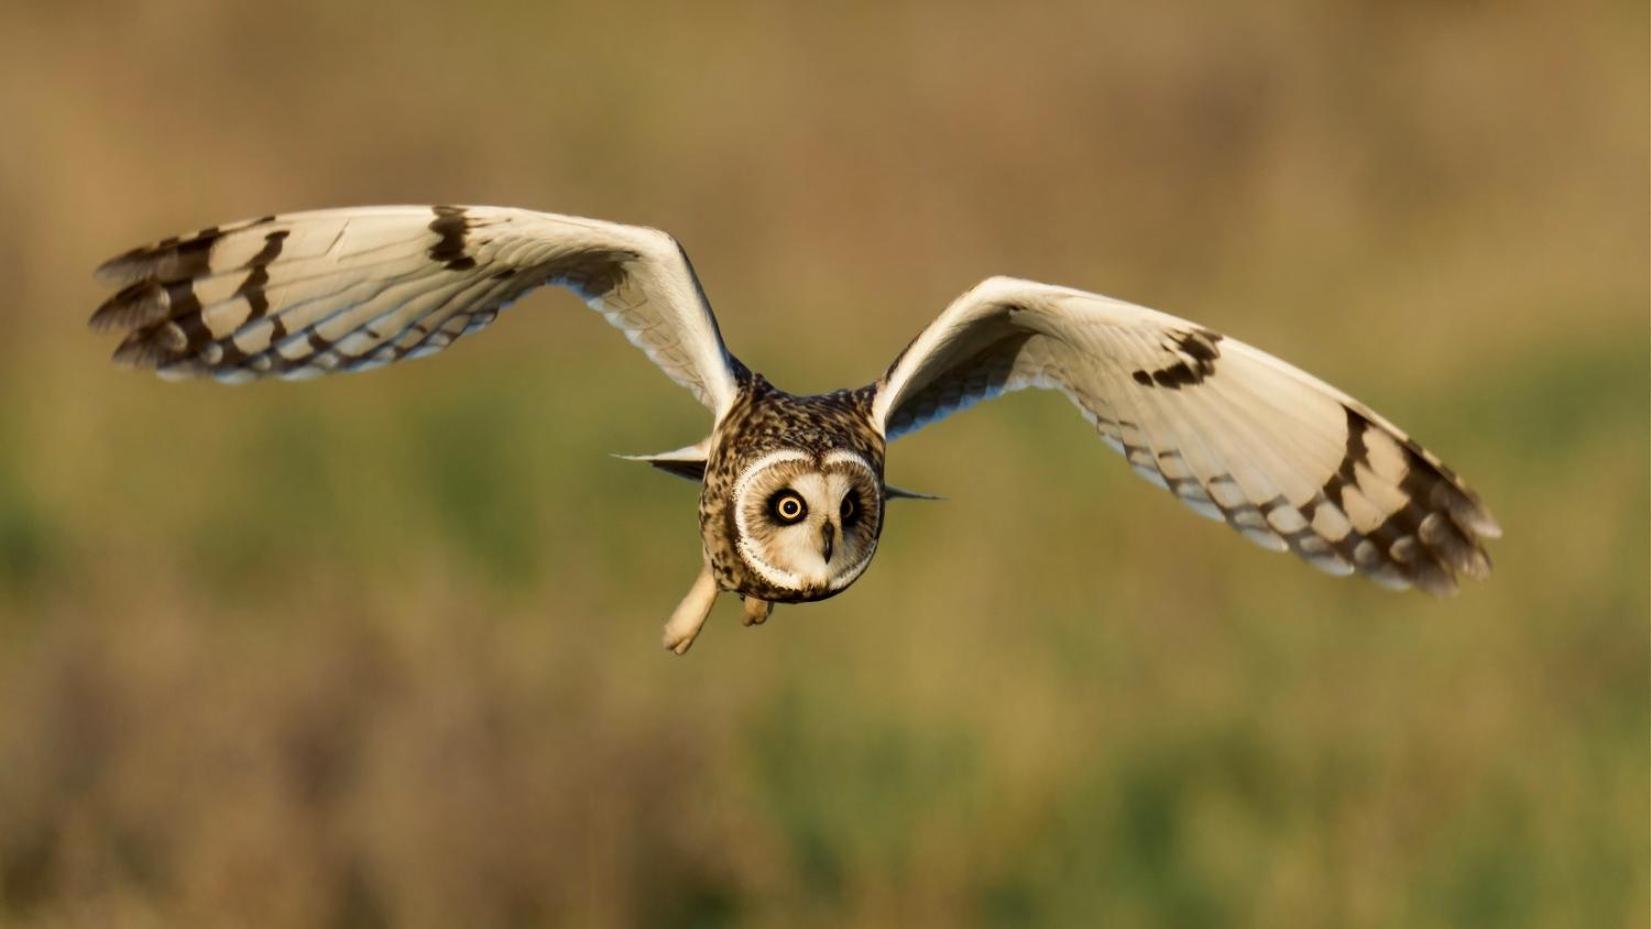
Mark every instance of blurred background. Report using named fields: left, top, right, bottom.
left=0, top=1, right=1645, bottom=926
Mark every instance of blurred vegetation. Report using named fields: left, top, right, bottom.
left=0, top=0, right=1645, bottom=926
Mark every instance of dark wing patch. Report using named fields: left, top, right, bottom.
left=428, top=205, right=476, bottom=271
left=1130, top=327, right=1223, bottom=390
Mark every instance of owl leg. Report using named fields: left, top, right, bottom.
left=662, top=562, right=720, bottom=655
left=741, top=597, right=773, bottom=626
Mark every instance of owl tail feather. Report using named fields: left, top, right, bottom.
left=614, top=439, right=710, bottom=483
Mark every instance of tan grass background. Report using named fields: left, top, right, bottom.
left=0, top=1, right=1646, bottom=926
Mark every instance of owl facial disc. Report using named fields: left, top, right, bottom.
left=731, top=448, right=882, bottom=599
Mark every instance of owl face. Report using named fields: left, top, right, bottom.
left=731, top=448, right=883, bottom=599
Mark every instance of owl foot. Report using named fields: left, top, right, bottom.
left=663, top=563, right=720, bottom=655
left=742, top=597, right=773, bottom=626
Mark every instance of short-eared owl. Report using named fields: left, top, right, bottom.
left=91, top=206, right=1500, bottom=653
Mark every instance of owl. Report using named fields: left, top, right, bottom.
left=90, top=206, right=1500, bottom=653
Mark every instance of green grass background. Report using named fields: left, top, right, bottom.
left=0, top=1, right=1645, bottom=926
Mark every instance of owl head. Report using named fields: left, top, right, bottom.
left=731, top=448, right=883, bottom=600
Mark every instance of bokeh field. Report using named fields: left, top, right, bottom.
left=0, top=2, right=1646, bottom=926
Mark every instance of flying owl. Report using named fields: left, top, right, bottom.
left=90, top=206, right=1500, bottom=653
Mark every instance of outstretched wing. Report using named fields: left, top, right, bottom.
left=90, top=206, right=745, bottom=416
left=868, top=276, right=1500, bottom=595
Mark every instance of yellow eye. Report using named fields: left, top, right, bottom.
left=770, top=491, right=807, bottom=524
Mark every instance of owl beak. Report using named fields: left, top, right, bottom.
left=820, top=521, right=835, bottom=563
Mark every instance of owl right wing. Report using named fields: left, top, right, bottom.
left=866, top=276, right=1500, bottom=595
left=90, top=206, right=746, bottom=418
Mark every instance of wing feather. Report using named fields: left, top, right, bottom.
left=91, top=206, right=744, bottom=415
left=869, top=276, right=1499, bottom=595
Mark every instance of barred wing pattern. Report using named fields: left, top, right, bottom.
left=870, top=277, right=1499, bottom=594
left=90, top=206, right=744, bottom=415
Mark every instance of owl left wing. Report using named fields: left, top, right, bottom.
left=90, top=206, right=744, bottom=416
left=867, top=276, right=1500, bottom=594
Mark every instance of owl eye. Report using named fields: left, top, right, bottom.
left=840, top=491, right=860, bottom=526
left=769, top=490, right=807, bottom=525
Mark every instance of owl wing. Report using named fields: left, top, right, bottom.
left=90, top=206, right=745, bottom=416
left=867, top=276, right=1500, bottom=595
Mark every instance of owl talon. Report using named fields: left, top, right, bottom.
left=742, top=597, right=773, bottom=626
left=663, top=563, right=720, bottom=655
